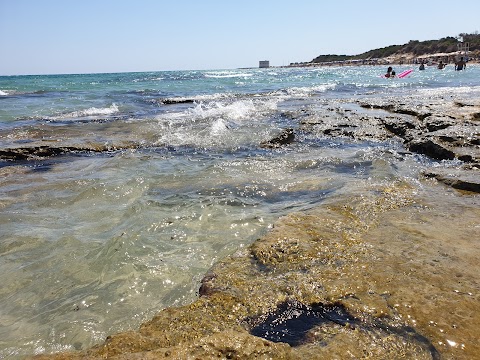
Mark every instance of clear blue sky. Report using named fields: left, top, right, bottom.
left=1, top=0, right=479, bottom=75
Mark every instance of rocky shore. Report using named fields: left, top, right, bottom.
left=16, top=93, right=480, bottom=360
left=3, top=93, right=480, bottom=192
left=299, top=94, right=479, bottom=193
left=32, top=183, right=479, bottom=359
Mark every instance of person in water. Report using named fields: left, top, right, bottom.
left=419, top=61, right=425, bottom=70
left=437, top=61, right=445, bottom=69
left=385, top=66, right=393, bottom=78
left=455, top=57, right=466, bottom=71
left=390, top=70, right=396, bottom=78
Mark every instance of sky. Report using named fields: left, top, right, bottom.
left=1, top=0, right=479, bottom=75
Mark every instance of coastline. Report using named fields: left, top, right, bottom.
left=284, top=52, right=480, bottom=68
left=29, top=90, right=480, bottom=359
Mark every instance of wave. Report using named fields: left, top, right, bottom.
left=47, top=103, right=120, bottom=121
left=0, top=89, right=56, bottom=97
left=188, top=98, right=277, bottom=121
left=416, top=85, right=480, bottom=96
left=159, top=83, right=336, bottom=106
left=204, top=71, right=254, bottom=79
left=133, top=76, right=165, bottom=83
left=154, top=97, right=281, bottom=149
left=159, top=97, right=276, bottom=123
left=284, top=84, right=337, bottom=96
left=158, top=93, right=236, bottom=106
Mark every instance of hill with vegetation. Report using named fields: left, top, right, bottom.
left=311, top=33, right=480, bottom=64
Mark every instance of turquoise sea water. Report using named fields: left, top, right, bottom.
left=1, top=65, right=479, bottom=358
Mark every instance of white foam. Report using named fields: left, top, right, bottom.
left=205, top=71, right=253, bottom=79
left=159, top=96, right=278, bottom=124
left=188, top=98, right=278, bottom=122
left=287, top=84, right=336, bottom=95
left=416, top=85, right=480, bottom=96
left=49, top=103, right=119, bottom=120
left=0, top=89, right=12, bottom=96
left=170, top=93, right=235, bottom=103
left=155, top=97, right=279, bottom=148
left=80, top=103, right=119, bottom=116
left=133, top=77, right=164, bottom=82
left=210, top=118, right=229, bottom=135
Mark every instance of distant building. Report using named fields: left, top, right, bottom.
left=259, top=60, right=270, bottom=68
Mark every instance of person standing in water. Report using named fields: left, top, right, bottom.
left=455, top=57, right=466, bottom=71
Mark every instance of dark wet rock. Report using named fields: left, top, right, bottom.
left=360, top=103, right=430, bottom=121
left=423, top=116, right=454, bottom=132
left=0, top=146, right=74, bottom=161
left=458, top=154, right=474, bottom=162
left=470, top=138, right=480, bottom=146
left=295, top=98, right=480, bottom=195
left=407, top=139, right=456, bottom=160
left=247, top=299, right=440, bottom=358
left=247, top=299, right=356, bottom=347
left=322, top=128, right=355, bottom=138
left=0, top=143, right=140, bottom=162
left=161, top=98, right=195, bottom=105
left=360, top=103, right=394, bottom=111
left=357, top=100, right=480, bottom=164
left=0, top=145, right=111, bottom=161
left=438, top=135, right=463, bottom=145
left=424, top=170, right=480, bottom=193
left=381, top=118, right=417, bottom=138
left=395, top=108, right=431, bottom=121
left=198, top=272, right=218, bottom=297
left=280, top=109, right=311, bottom=121
left=454, top=101, right=474, bottom=107
left=260, top=128, right=295, bottom=148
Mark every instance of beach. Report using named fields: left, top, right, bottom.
left=1, top=66, right=479, bottom=359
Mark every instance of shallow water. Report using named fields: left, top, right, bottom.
left=0, top=65, right=479, bottom=358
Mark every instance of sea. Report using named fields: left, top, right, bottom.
left=1, top=65, right=479, bottom=358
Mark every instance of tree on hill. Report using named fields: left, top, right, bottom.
left=311, top=33, right=480, bottom=63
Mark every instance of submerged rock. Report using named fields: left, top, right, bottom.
left=31, top=184, right=480, bottom=359
left=423, top=116, right=455, bottom=132
left=0, top=143, right=140, bottom=161
left=161, top=98, right=195, bottom=105
left=260, top=128, right=295, bottom=148
left=424, top=170, right=480, bottom=193
left=381, top=117, right=417, bottom=139
left=0, top=146, right=74, bottom=161
left=407, top=139, right=456, bottom=160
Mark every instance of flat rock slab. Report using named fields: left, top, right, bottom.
left=424, top=168, right=480, bottom=193
left=32, top=183, right=480, bottom=360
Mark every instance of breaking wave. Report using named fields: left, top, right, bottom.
left=0, top=89, right=16, bottom=96
left=204, top=71, right=254, bottom=79
left=47, top=103, right=120, bottom=121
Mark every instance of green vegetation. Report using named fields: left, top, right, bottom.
left=311, top=33, right=480, bottom=63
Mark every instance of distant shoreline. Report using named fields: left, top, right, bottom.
left=284, top=52, right=479, bottom=68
